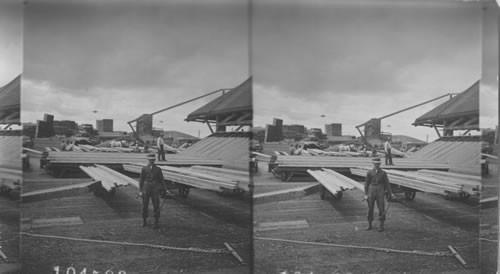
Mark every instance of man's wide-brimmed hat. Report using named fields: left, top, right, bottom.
left=147, top=153, right=156, bottom=160
left=372, top=157, right=381, bottom=164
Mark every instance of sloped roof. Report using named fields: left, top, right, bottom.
left=186, top=77, right=252, bottom=121
left=414, top=81, right=479, bottom=125
left=0, top=75, right=20, bottom=110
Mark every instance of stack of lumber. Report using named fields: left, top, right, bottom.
left=307, top=168, right=364, bottom=194
left=80, top=164, right=139, bottom=191
left=350, top=167, right=478, bottom=196
left=274, top=155, right=449, bottom=171
left=78, top=144, right=134, bottom=153
left=44, top=151, right=224, bottom=167
left=123, top=164, right=249, bottom=192
left=0, top=135, right=21, bottom=169
left=180, top=132, right=250, bottom=171
left=408, top=139, right=480, bottom=174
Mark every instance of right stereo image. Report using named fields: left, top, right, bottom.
left=251, top=0, right=497, bottom=273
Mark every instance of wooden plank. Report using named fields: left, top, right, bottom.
left=31, top=216, right=84, bottom=228
left=22, top=147, right=43, bottom=154
left=253, top=183, right=320, bottom=205
left=322, top=169, right=365, bottom=191
left=256, top=220, right=310, bottom=231
left=21, top=181, right=99, bottom=203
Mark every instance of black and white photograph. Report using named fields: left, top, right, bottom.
left=20, top=1, right=251, bottom=273
left=0, top=1, right=22, bottom=273
left=251, top=0, right=482, bottom=273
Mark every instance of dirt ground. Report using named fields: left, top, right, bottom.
left=21, top=151, right=251, bottom=274
left=480, top=149, right=498, bottom=274
left=0, top=194, right=20, bottom=274
left=253, top=166, right=480, bottom=274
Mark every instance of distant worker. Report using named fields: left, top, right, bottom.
left=157, top=133, right=166, bottom=161
left=61, top=140, right=67, bottom=151
left=364, top=157, right=396, bottom=232
left=139, top=153, right=169, bottom=229
left=384, top=140, right=393, bottom=165
left=289, top=144, right=295, bottom=155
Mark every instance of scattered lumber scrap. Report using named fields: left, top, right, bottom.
left=350, top=167, right=478, bottom=197
left=80, top=164, right=139, bottom=191
left=123, top=163, right=249, bottom=193
left=308, top=168, right=364, bottom=194
left=307, top=149, right=348, bottom=157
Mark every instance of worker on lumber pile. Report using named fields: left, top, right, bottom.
left=384, top=139, right=394, bottom=165
left=139, top=153, right=169, bottom=229
left=157, top=133, right=166, bottom=161
left=364, top=157, right=396, bottom=232
left=289, top=144, right=295, bottom=155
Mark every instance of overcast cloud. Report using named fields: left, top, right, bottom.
left=0, top=1, right=22, bottom=86
left=22, top=0, right=249, bottom=137
left=480, top=0, right=498, bottom=129
left=253, top=0, right=482, bottom=141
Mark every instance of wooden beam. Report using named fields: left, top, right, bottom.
left=206, top=120, right=214, bottom=134
left=216, top=120, right=252, bottom=126
left=253, top=183, right=320, bottom=205
left=21, top=181, right=99, bottom=203
left=221, top=113, right=238, bottom=123
left=433, top=126, right=442, bottom=138
left=236, top=112, right=252, bottom=122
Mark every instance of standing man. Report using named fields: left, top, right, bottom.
left=139, top=153, right=167, bottom=229
left=384, top=139, right=393, bottom=165
left=364, top=157, right=395, bottom=232
left=157, top=133, right=166, bottom=161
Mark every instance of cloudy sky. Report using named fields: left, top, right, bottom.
left=253, top=0, right=483, bottom=142
left=480, top=0, right=498, bottom=129
left=22, top=0, right=249, bottom=137
left=0, top=1, right=22, bottom=86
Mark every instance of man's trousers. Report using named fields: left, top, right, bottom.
left=142, top=182, right=162, bottom=219
left=367, top=184, right=386, bottom=222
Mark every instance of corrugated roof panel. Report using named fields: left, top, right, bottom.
left=0, top=75, right=21, bottom=109
left=186, top=77, right=251, bottom=121
left=414, top=81, right=479, bottom=125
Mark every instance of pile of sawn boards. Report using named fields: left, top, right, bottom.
left=350, top=167, right=479, bottom=196
left=44, top=151, right=224, bottom=167
left=80, top=164, right=139, bottom=191
left=123, top=164, right=249, bottom=192
left=307, top=169, right=364, bottom=194
left=273, top=155, right=450, bottom=172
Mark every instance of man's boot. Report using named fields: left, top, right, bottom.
left=378, top=221, right=384, bottom=232
left=154, top=218, right=159, bottom=229
left=141, top=218, right=147, bottom=227
left=366, top=222, right=372, bottom=231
